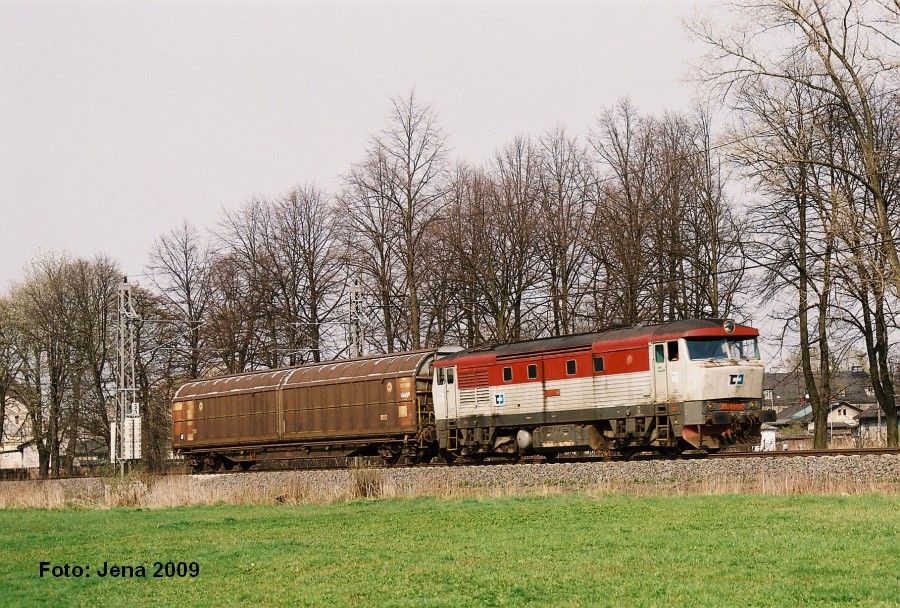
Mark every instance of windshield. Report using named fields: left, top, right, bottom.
left=685, top=337, right=760, bottom=361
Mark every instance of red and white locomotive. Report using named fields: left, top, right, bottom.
left=433, top=318, right=772, bottom=459
left=172, top=318, right=773, bottom=470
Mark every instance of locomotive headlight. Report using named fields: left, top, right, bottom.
left=723, top=319, right=735, bottom=334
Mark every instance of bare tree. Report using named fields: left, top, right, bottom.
left=832, top=94, right=900, bottom=446
left=64, top=257, right=119, bottom=452
left=590, top=100, right=657, bottom=324
left=345, top=91, right=449, bottom=350
left=270, top=186, right=345, bottom=363
left=726, top=77, right=838, bottom=448
left=342, top=149, right=405, bottom=353
left=0, top=298, right=21, bottom=446
left=684, top=107, right=747, bottom=318
left=535, top=128, right=592, bottom=335
left=693, top=0, right=900, bottom=293
left=219, top=197, right=286, bottom=368
left=9, top=255, right=78, bottom=477
left=695, top=0, right=900, bottom=446
left=439, top=141, right=543, bottom=345
left=205, top=251, right=262, bottom=373
left=148, top=222, right=212, bottom=379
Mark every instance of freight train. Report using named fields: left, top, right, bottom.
left=172, top=319, right=774, bottom=471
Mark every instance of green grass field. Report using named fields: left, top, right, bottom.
left=1, top=495, right=898, bottom=607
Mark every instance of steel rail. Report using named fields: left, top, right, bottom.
left=184, top=446, right=900, bottom=474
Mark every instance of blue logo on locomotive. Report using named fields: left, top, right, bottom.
left=729, top=374, right=745, bottom=385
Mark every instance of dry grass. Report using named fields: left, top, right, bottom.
left=0, top=464, right=897, bottom=510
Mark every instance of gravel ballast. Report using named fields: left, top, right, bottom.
left=2, top=453, right=898, bottom=508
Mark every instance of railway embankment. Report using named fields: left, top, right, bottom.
left=1, top=453, right=898, bottom=508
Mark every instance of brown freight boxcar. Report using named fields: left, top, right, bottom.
left=172, top=349, right=449, bottom=472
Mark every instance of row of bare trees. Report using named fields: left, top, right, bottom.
left=0, top=256, right=119, bottom=476
left=344, top=96, right=747, bottom=353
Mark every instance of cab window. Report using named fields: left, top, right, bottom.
left=446, top=368, right=455, bottom=384
left=503, top=367, right=513, bottom=382
left=437, top=368, right=445, bottom=385
left=593, top=356, right=604, bottom=373
left=566, top=359, right=576, bottom=375
left=667, top=341, right=679, bottom=362
left=527, top=364, right=538, bottom=379
left=655, top=344, right=665, bottom=363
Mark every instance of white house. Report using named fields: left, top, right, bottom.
left=1, top=398, right=39, bottom=470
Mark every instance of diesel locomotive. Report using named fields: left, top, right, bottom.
left=172, top=319, right=774, bottom=471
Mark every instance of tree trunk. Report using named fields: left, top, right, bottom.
left=796, top=179, right=827, bottom=449
left=886, top=407, right=899, bottom=448
left=380, top=285, right=394, bottom=353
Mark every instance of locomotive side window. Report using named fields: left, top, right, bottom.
left=527, top=364, right=538, bottom=379
left=667, top=341, right=679, bottom=361
left=593, top=356, right=604, bottom=373
left=437, top=368, right=445, bottom=385
left=566, top=359, right=576, bottom=375
left=446, top=368, right=455, bottom=384
left=655, top=344, right=665, bottom=363
left=503, top=367, right=513, bottom=382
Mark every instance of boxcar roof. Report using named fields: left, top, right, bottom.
left=173, top=349, right=437, bottom=401
left=435, top=319, right=757, bottom=366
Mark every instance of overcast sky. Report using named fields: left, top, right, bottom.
left=0, top=0, right=718, bottom=292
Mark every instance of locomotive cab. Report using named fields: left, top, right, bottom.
left=651, top=321, right=771, bottom=449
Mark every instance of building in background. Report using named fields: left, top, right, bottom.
left=856, top=406, right=894, bottom=445
left=1, top=398, right=38, bottom=470
left=763, top=369, right=877, bottom=415
left=763, top=369, right=899, bottom=448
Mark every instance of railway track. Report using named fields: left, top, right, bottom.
left=184, top=446, right=900, bottom=474
left=708, top=447, right=900, bottom=459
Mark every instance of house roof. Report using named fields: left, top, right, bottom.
left=856, top=405, right=887, bottom=421
left=774, top=402, right=812, bottom=425
left=773, top=400, right=863, bottom=426
left=764, top=370, right=876, bottom=409
left=819, top=421, right=857, bottom=430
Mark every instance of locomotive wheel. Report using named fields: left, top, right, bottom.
left=397, top=445, right=423, bottom=466
left=239, top=461, right=254, bottom=472
left=190, top=459, right=204, bottom=474
left=222, top=460, right=235, bottom=471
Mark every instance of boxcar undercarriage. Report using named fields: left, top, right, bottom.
left=181, top=401, right=768, bottom=472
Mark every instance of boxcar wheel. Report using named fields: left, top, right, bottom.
left=239, top=461, right=253, bottom=472
left=378, top=447, right=402, bottom=466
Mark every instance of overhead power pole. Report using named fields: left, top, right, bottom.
left=349, top=280, right=364, bottom=358
left=115, top=277, right=142, bottom=475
